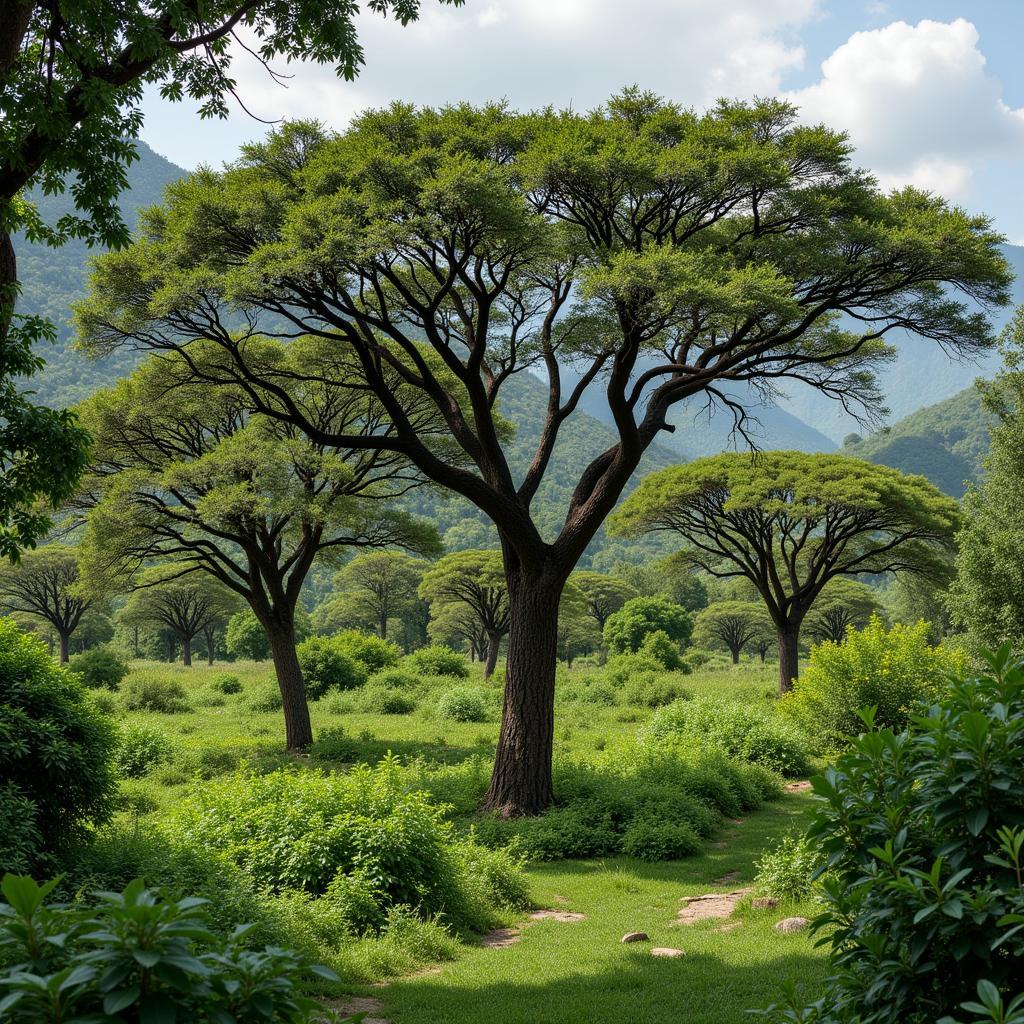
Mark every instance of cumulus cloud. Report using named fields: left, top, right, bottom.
left=787, top=18, right=1024, bottom=199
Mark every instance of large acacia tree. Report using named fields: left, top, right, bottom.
left=0, top=0, right=456, bottom=556
left=611, top=451, right=959, bottom=692
left=76, top=94, right=1008, bottom=814
left=76, top=341, right=438, bottom=748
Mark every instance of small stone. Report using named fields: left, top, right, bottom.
left=620, top=931, right=649, bottom=944
left=752, top=897, right=779, bottom=909
left=650, top=947, right=686, bottom=958
left=774, top=916, right=810, bottom=933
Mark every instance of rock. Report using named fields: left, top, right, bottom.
left=774, top=916, right=810, bottom=933
left=650, top=947, right=686, bottom=958
left=620, top=931, right=649, bottom=944
left=675, top=888, right=752, bottom=924
left=529, top=909, right=586, bottom=923
left=752, top=897, right=779, bottom=909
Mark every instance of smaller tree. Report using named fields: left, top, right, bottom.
left=602, top=596, right=692, bottom=656
left=611, top=557, right=709, bottom=612
left=806, top=580, right=883, bottom=645
left=334, top=552, right=428, bottom=640
left=0, top=545, right=92, bottom=662
left=226, top=609, right=271, bottom=661
left=572, top=571, right=638, bottom=631
left=693, top=601, right=771, bottom=664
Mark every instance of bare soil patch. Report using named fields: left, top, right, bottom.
left=675, top=888, right=752, bottom=924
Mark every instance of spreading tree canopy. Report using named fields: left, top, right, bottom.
left=611, top=451, right=959, bottom=692
left=75, top=93, right=1009, bottom=813
left=692, top=600, right=771, bottom=664
left=805, top=579, right=882, bottom=645
left=571, top=570, right=639, bottom=630
left=333, top=551, right=430, bottom=641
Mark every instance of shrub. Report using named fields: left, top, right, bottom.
left=759, top=648, right=1024, bottom=1024
left=211, top=673, right=242, bottom=694
left=622, top=674, right=691, bottom=708
left=121, top=675, right=191, bottom=713
left=783, top=616, right=960, bottom=748
left=406, top=644, right=469, bottom=678
left=115, top=724, right=173, bottom=778
left=244, top=680, right=283, bottom=712
left=297, top=635, right=367, bottom=698
left=362, top=685, right=417, bottom=715
left=621, top=816, right=702, bottom=861
left=333, top=630, right=401, bottom=673
left=557, top=676, right=618, bottom=706
left=753, top=832, right=821, bottom=902
left=602, top=651, right=664, bottom=686
left=69, top=646, right=129, bottom=690
left=603, top=596, right=692, bottom=655
left=308, top=726, right=360, bottom=765
left=646, top=697, right=810, bottom=777
left=639, top=629, right=683, bottom=669
left=224, top=608, right=270, bottom=660
left=0, top=875, right=338, bottom=1023
left=436, top=687, right=489, bottom=723
left=0, top=619, right=116, bottom=871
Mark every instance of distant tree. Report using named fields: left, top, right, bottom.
left=0, top=545, right=92, bottom=662
left=884, top=576, right=952, bottom=643
left=612, top=452, right=960, bottom=693
left=603, top=596, right=692, bottom=655
left=572, top=571, right=638, bottom=631
left=427, top=601, right=488, bottom=662
left=334, top=552, right=429, bottom=640
left=805, top=580, right=883, bottom=645
left=557, top=599, right=601, bottom=667
left=611, top=557, right=709, bottom=612
left=119, top=572, right=238, bottom=667
left=225, top=609, right=270, bottom=661
left=693, top=601, right=771, bottom=664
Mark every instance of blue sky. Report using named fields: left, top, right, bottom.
left=139, top=1, right=1024, bottom=241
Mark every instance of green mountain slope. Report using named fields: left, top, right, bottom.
left=841, top=386, right=995, bottom=497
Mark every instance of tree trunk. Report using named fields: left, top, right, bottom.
left=378, top=608, right=388, bottom=640
left=182, top=635, right=192, bottom=667
left=777, top=623, right=800, bottom=694
left=729, top=645, right=740, bottom=665
left=483, top=569, right=561, bottom=817
left=266, top=620, right=313, bottom=751
left=204, top=628, right=215, bottom=665
left=58, top=629, right=69, bottom=664
left=483, top=631, right=501, bottom=680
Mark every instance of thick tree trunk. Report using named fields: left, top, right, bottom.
left=729, top=645, right=740, bottom=665
left=182, top=635, right=192, bottom=667
left=266, top=620, right=313, bottom=751
left=204, top=629, right=215, bottom=665
left=58, top=629, right=69, bottom=664
left=378, top=609, right=388, bottom=640
left=777, top=623, right=800, bottom=694
left=483, top=631, right=501, bottom=680
left=483, top=570, right=561, bottom=817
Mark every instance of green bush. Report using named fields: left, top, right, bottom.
left=115, top=724, right=173, bottom=778
left=0, top=619, right=116, bottom=871
left=639, top=629, right=683, bottom=669
left=333, top=630, right=401, bottom=673
left=622, top=673, right=691, bottom=708
left=647, top=696, right=810, bottom=776
left=0, top=875, right=339, bottom=1023
left=406, top=644, right=469, bottom=678
left=603, top=596, right=692, bottom=655
left=362, top=684, right=417, bottom=715
left=224, top=608, right=271, bottom=661
left=760, top=648, right=1024, bottom=1024
left=297, top=635, right=367, bottom=698
left=244, top=679, right=283, bottom=712
left=783, top=616, right=960, bottom=749
left=170, top=758, right=526, bottom=934
left=621, top=816, right=702, bottom=861
left=211, top=673, right=243, bottom=694
left=121, top=675, right=191, bottom=714
left=602, top=651, right=664, bottom=686
left=753, top=832, right=821, bottom=902
left=308, top=726, right=360, bottom=765
left=436, top=687, right=489, bottom=723
left=69, top=645, right=129, bottom=690
left=557, top=677, right=618, bottom=706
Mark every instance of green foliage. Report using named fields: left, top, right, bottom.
left=115, top=724, right=172, bottom=779
left=120, top=675, right=191, bottom=714
left=783, top=617, right=959, bottom=748
left=436, top=688, right=490, bottom=723
left=646, top=696, right=811, bottom=777
left=362, top=685, right=417, bottom=715
left=244, top=681, right=284, bottom=713
left=638, top=629, right=683, bottom=669
left=760, top=648, right=1024, bottom=1024
left=406, top=645, right=469, bottom=678
left=0, top=618, right=116, bottom=871
left=805, top=580, right=883, bottom=645
left=296, top=636, right=368, bottom=699
left=225, top=610, right=271, bottom=661
left=603, top=596, right=692, bottom=655
left=754, top=833, right=822, bottom=903
left=693, top=601, right=772, bottom=662
left=68, top=645, right=128, bottom=690
left=211, top=673, right=242, bottom=694
left=621, top=817, right=703, bottom=861
left=332, top=630, right=402, bottom=674
left=0, top=875, right=339, bottom=1023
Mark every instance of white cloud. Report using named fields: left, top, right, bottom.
left=787, top=18, right=1024, bottom=200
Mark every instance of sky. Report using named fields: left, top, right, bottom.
left=139, top=1, right=1024, bottom=241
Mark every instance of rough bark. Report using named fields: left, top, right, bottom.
left=58, top=629, right=69, bottom=664
left=266, top=619, right=313, bottom=751
left=182, top=635, right=192, bottom=667
left=483, top=630, right=501, bottom=680
left=483, top=569, right=562, bottom=816
left=378, top=608, right=388, bottom=640
left=777, top=623, right=800, bottom=695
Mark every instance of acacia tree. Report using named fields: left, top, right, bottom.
left=334, top=551, right=427, bottom=640
left=75, top=95, right=1009, bottom=814
left=572, top=570, right=638, bottom=631
left=0, top=1, right=456, bottom=556
left=427, top=601, right=488, bottom=661
left=0, top=545, right=91, bottom=661
left=693, top=600, right=770, bottom=664
left=805, top=579, right=882, bottom=645
left=76, top=342, right=439, bottom=749
left=611, top=452, right=959, bottom=693
left=120, top=572, right=237, bottom=666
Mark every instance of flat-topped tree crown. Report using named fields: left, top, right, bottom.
left=76, top=92, right=1009, bottom=814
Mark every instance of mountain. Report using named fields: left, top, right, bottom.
left=840, top=386, right=995, bottom=497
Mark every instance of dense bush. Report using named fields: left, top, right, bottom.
left=224, top=608, right=271, bottom=660
left=783, top=616, right=959, bottom=748
left=244, top=679, right=283, bottom=712
left=639, top=629, right=684, bottom=669
left=115, top=724, right=173, bottom=778
left=621, top=816, right=702, bottom=860
left=436, top=687, right=490, bottom=723
left=622, top=673, right=691, bottom=708
left=69, top=645, right=129, bottom=690
left=760, top=648, right=1024, bottom=1024
left=647, top=696, right=811, bottom=776
left=0, top=875, right=340, bottom=1023
left=362, top=684, right=417, bottom=715
left=170, top=758, right=527, bottom=935
left=405, top=644, right=469, bottom=678
left=0, top=618, right=116, bottom=871
left=333, top=630, right=401, bottom=673
left=603, top=596, right=692, bottom=655
left=753, top=832, right=821, bottom=902
left=211, top=673, right=243, bottom=694
left=297, top=636, right=367, bottom=698
left=121, top=674, right=191, bottom=714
